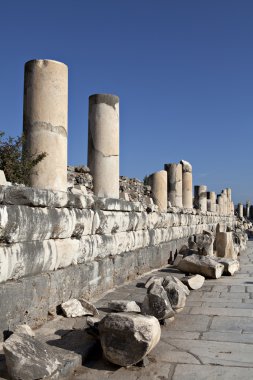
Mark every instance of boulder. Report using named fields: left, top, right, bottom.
left=108, top=300, right=141, bottom=313
left=141, top=283, right=174, bottom=320
left=215, top=258, right=240, bottom=276
left=177, top=254, right=224, bottom=279
left=215, top=232, right=236, bottom=259
left=162, top=281, right=186, bottom=310
left=181, top=274, right=205, bottom=290
left=145, top=276, right=163, bottom=289
left=99, top=312, right=161, bottom=367
left=3, top=333, right=81, bottom=380
left=61, top=298, right=97, bottom=318
left=162, top=275, right=190, bottom=296
left=173, top=254, right=184, bottom=267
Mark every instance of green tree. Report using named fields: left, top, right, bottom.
left=0, top=131, right=46, bottom=185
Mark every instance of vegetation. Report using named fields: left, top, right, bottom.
left=0, top=131, right=46, bottom=185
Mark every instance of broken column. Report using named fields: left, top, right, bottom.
left=180, top=160, right=193, bottom=209
left=217, top=194, right=224, bottom=215
left=227, top=188, right=232, bottom=215
left=88, top=94, right=119, bottom=198
left=148, top=170, right=167, bottom=212
left=23, top=59, right=68, bottom=191
left=238, top=203, right=243, bottom=218
left=207, top=191, right=216, bottom=212
left=246, top=201, right=250, bottom=218
left=194, top=185, right=207, bottom=212
left=164, top=163, right=182, bottom=207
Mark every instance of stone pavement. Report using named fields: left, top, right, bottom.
left=1, top=242, right=253, bottom=379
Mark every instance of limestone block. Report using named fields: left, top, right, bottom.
left=3, top=333, right=81, bottom=379
left=214, top=258, right=239, bottom=276
left=163, top=281, right=187, bottom=310
left=0, top=205, right=94, bottom=243
left=163, top=275, right=190, bottom=296
left=145, top=276, right=163, bottom=289
left=14, top=324, right=35, bottom=337
left=88, top=94, right=119, bottom=198
left=177, top=254, right=224, bottom=279
left=0, top=170, right=7, bottom=185
left=93, top=197, right=144, bottom=212
left=164, top=163, right=183, bottom=207
left=92, top=210, right=139, bottom=234
left=99, top=313, right=161, bottom=366
left=215, top=232, right=236, bottom=259
left=148, top=170, right=167, bottom=212
left=108, top=300, right=141, bottom=313
left=23, top=59, right=68, bottom=191
left=180, top=160, right=193, bottom=209
left=181, top=274, right=205, bottom=290
left=141, top=283, right=175, bottom=320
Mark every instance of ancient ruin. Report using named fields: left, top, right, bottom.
left=0, top=59, right=252, bottom=379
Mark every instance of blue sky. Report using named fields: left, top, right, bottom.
left=0, top=0, right=252, bottom=204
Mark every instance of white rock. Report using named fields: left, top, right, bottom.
left=108, top=300, right=141, bottom=313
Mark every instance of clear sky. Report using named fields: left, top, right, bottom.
left=0, top=0, right=252, bottom=204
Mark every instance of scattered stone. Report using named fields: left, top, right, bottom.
left=108, top=300, right=141, bottom=313
left=181, top=274, right=205, bottom=290
left=79, top=298, right=99, bottom=317
left=145, top=276, right=163, bottom=289
left=177, top=254, right=224, bottom=279
left=99, top=312, right=161, bottom=367
left=61, top=298, right=96, bottom=318
left=163, top=275, right=190, bottom=296
left=141, top=283, right=175, bottom=320
left=215, top=258, right=240, bottom=276
left=3, top=333, right=81, bottom=380
left=87, top=316, right=101, bottom=327
left=162, top=280, right=187, bottom=310
left=215, top=231, right=236, bottom=259
left=13, top=324, right=35, bottom=337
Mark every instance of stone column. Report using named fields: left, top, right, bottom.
left=164, top=163, right=182, bottom=207
left=217, top=194, right=224, bottom=215
left=238, top=203, right=243, bottom=218
left=148, top=170, right=167, bottom=212
left=180, top=160, right=193, bottom=209
left=23, top=59, right=68, bottom=191
left=227, top=188, right=232, bottom=215
left=250, top=205, right=253, bottom=219
left=246, top=201, right=250, bottom=218
left=207, top=191, right=216, bottom=212
left=221, top=190, right=228, bottom=215
left=194, top=185, right=207, bottom=212
left=88, top=94, right=119, bottom=198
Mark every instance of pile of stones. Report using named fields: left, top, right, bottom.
left=67, top=165, right=93, bottom=193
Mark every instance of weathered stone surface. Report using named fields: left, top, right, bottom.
left=13, top=324, right=35, bottom=337
left=181, top=274, right=205, bottom=289
left=141, top=283, right=175, bottom=320
left=173, top=253, right=184, bottom=266
left=99, top=312, right=161, bottom=366
left=215, top=231, right=236, bottom=259
left=162, top=281, right=187, bottom=310
left=79, top=298, right=99, bottom=316
left=145, top=276, right=163, bottom=289
left=108, top=300, right=141, bottom=313
left=194, top=231, right=214, bottom=256
left=3, top=333, right=81, bottom=379
left=177, top=254, right=224, bottom=279
left=61, top=299, right=94, bottom=318
left=163, top=275, right=190, bottom=296
left=164, top=163, right=183, bottom=208
left=180, top=160, right=193, bottom=209
left=215, top=258, right=240, bottom=276
left=148, top=170, right=167, bottom=212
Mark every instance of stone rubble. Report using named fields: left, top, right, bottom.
left=181, top=274, right=205, bottom=290
left=141, top=283, right=175, bottom=320
left=177, top=254, right=224, bottom=279
left=99, top=312, right=161, bottom=367
left=108, top=300, right=141, bottom=313
left=61, top=298, right=97, bottom=318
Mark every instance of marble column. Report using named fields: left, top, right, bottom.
left=207, top=191, right=216, bottom=212
left=164, top=163, right=182, bottom=207
left=148, top=170, right=167, bottom=212
left=180, top=160, right=193, bottom=209
left=217, top=194, right=224, bottom=215
left=23, top=59, right=68, bottom=191
left=88, top=94, right=119, bottom=198
left=194, top=185, right=207, bottom=212
left=238, top=203, right=243, bottom=218
left=246, top=201, right=250, bottom=218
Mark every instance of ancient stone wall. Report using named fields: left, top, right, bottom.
left=0, top=184, right=236, bottom=337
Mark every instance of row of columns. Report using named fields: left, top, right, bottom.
left=22, top=59, right=236, bottom=216
left=23, top=59, right=119, bottom=198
